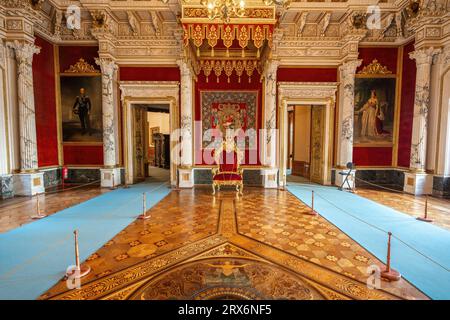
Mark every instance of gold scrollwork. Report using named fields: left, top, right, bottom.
left=64, top=58, right=100, bottom=74
left=357, top=59, right=393, bottom=75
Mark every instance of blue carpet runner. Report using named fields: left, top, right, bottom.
left=287, top=183, right=450, bottom=300
left=0, top=181, right=171, bottom=300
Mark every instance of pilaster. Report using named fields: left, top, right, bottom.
left=335, top=59, right=362, bottom=189
left=95, top=57, right=122, bottom=187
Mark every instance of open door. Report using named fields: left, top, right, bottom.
left=310, top=105, right=327, bottom=184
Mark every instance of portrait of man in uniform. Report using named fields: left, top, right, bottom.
left=60, top=76, right=102, bottom=142
left=73, top=87, right=92, bottom=135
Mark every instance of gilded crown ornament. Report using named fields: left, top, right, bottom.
left=357, top=59, right=393, bottom=75
left=64, top=58, right=100, bottom=73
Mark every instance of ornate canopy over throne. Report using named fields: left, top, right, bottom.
left=212, top=138, right=244, bottom=196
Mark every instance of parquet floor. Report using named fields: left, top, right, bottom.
left=38, top=187, right=428, bottom=300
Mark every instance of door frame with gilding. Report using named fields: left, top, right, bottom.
left=119, top=81, right=180, bottom=187
left=277, top=82, right=337, bottom=187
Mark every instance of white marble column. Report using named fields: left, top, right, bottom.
left=433, top=48, right=450, bottom=197
left=0, top=40, right=8, bottom=176
left=177, top=59, right=194, bottom=188
left=262, top=59, right=279, bottom=188
left=335, top=59, right=362, bottom=188
left=404, top=47, right=442, bottom=195
left=7, top=40, right=44, bottom=196
left=95, top=57, right=121, bottom=188
left=0, top=40, right=14, bottom=199
left=278, top=98, right=288, bottom=188
left=8, top=40, right=40, bottom=172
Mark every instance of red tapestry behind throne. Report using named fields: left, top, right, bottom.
left=201, top=91, right=258, bottom=150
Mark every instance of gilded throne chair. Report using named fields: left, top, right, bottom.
left=212, top=141, right=244, bottom=196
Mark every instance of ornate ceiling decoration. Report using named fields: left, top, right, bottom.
left=180, top=0, right=281, bottom=23
left=197, top=59, right=261, bottom=83
left=183, top=23, right=274, bottom=58
left=181, top=3, right=276, bottom=23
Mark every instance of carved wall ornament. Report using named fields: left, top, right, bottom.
left=30, top=0, right=44, bottom=10
left=395, top=12, right=404, bottom=38
left=407, top=0, right=421, bottom=17
left=350, top=12, right=367, bottom=30
left=357, top=59, right=393, bottom=75
left=150, top=11, right=162, bottom=37
left=297, top=12, right=308, bottom=36
left=320, top=12, right=331, bottom=37
left=64, top=58, right=100, bottom=73
left=91, top=10, right=107, bottom=29
left=127, top=11, right=139, bottom=36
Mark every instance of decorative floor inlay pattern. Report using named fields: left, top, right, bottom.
left=40, top=188, right=428, bottom=300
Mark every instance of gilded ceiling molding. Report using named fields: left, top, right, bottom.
left=181, top=6, right=276, bottom=22
left=198, top=59, right=261, bottom=83
left=357, top=59, right=393, bottom=75
left=183, top=23, right=274, bottom=57
left=64, top=58, right=100, bottom=73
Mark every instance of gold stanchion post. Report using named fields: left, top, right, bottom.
left=123, top=169, right=130, bottom=189
left=304, top=190, right=318, bottom=216
left=110, top=172, right=117, bottom=190
left=381, top=232, right=401, bottom=281
left=138, top=192, right=151, bottom=220
left=417, top=195, right=433, bottom=222
left=31, top=194, right=47, bottom=220
left=65, top=230, right=91, bottom=279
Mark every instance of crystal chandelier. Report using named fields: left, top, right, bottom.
left=200, top=0, right=246, bottom=23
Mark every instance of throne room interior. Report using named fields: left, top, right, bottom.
left=0, top=0, right=449, bottom=301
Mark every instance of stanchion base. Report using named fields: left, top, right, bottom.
left=303, top=210, right=318, bottom=216
left=381, top=268, right=401, bottom=281
left=65, top=264, right=91, bottom=279
left=417, top=217, right=433, bottom=223
left=31, top=214, right=47, bottom=220
left=138, top=214, right=151, bottom=220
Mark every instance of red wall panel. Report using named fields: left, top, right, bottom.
left=59, top=46, right=104, bottom=166
left=120, top=67, right=180, bottom=81
left=195, top=72, right=262, bottom=165
left=59, top=46, right=99, bottom=73
left=352, top=47, right=399, bottom=167
left=277, top=68, right=337, bottom=82
left=353, top=147, right=392, bottom=166
left=357, top=47, right=398, bottom=74
left=63, top=145, right=104, bottom=166
left=33, top=36, right=59, bottom=167
left=397, top=41, right=416, bottom=167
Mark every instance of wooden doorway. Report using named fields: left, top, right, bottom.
left=291, top=105, right=312, bottom=180
left=289, top=104, right=329, bottom=184
left=278, top=82, right=337, bottom=187
left=310, top=105, right=327, bottom=184
left=287, top=109, right=294, bottom=171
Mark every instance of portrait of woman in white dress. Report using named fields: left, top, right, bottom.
left=354, top=78, right=396, bottom=145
